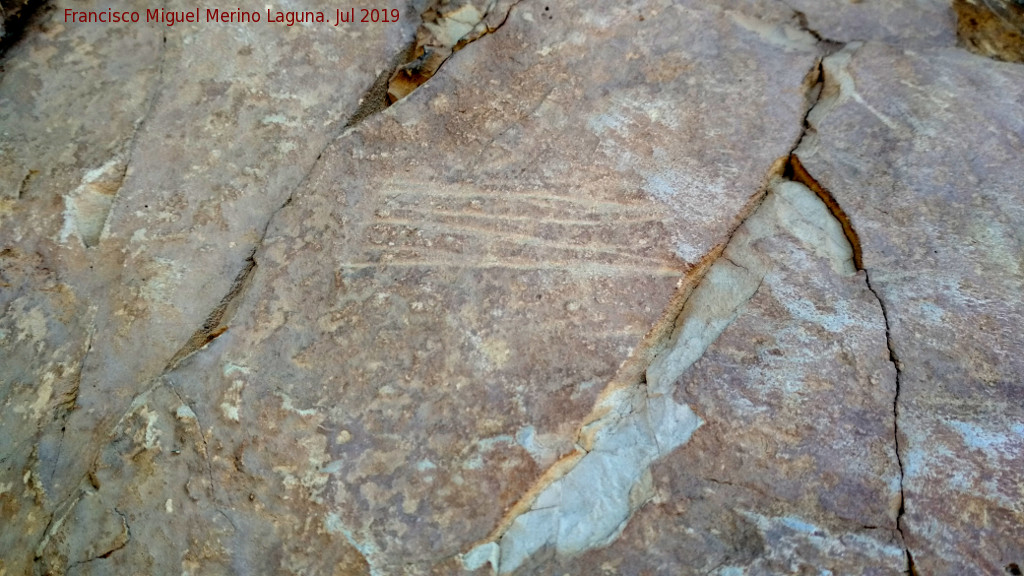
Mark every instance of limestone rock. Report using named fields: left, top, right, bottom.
left=509, top=178, right=903, bottom=575
left=1, top=0, right=409, bottom=571
left=93, top=2, right=821, bottom=572
left=2, top=0, right=1023, bottom=574
left=796, top=42, right=1024, bottom=575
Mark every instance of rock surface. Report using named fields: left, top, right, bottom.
left=796, top=41, right=1024, bottom=575
left=1, top=0, right=1021, bottom=575
left=1, top=0, right=409, bottom=571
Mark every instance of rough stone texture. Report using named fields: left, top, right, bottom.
left=2, top=0, right=1023, bottom=574
left=671, top=0, right=957, bottom=47
left=1, top=0, right=409, bottom=572
left=82, top=2, right=822, bottom=573
left=796, top=42, right=1024, bottom=575
left=515, top=179, right=904, bottom=575
left=387, top=0, right=518, bottom=103
left=955, top=0, right=1024, bottom=62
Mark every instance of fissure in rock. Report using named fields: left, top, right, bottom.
left=787, top=48, right=914, bottom=573
left=347, top=0, right=522, bottom=126
left=786, top=156, right=913, bottom=573
left=464, top=155, right=877, bottom=572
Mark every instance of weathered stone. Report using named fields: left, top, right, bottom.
left=502, top=178, right=904, bottom=574
left=1, top=0, right=409, bottom=571
left=671, top=0, right=957, bottom=48
left=796, top=42, right=1024, bottom=575
left=4, top=0, right=822, bottom=572
left=387, top=0, right=517, bottom=103
left=150, top=2, right=820, bottom=573
left=955, top=0, right=1024, bottom=62
left=2, top=0, right=1023, bottom=573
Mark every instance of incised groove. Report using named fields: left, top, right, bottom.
left=463, top=157, right=798, bottom=574
left=464, top=166, right=871, bottom=573
left=164, top=256, right=255, bottom=371
left=167, top=2, right=527, bottom=370
left=169, top=1, right=529, bottom=376
left=463, top=45, right=911, bottom=572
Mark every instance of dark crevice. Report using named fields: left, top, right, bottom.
left=782, top=2, right=844, bottom=51
left=0, top=0, right=49, bottom=58
left=496, top=151, right=784, bottom=546
left=164, top=256, right=255, bottom=371
left=344, top=41, right=419, bottom=127
left=65, top=508, right=130, bottom=568
left=864, top=268, right=913, bottom=575
left=791, top=8, right=826, bottom=43
left=786, top=154, right=864, bottom=270
left=642, top=171, right=779, bottom=386
left=786, top=159, right=913, bottom=575
left=781, top=161, right=914, bottom=572
left=346, top=0, right=523, bottom=127
left=780, top=57, right=826, bottom=168
left=388, top=0, right=521, bottom=102
left=16, top=169, right=37, bottom=199
left=102, top=508, right=130, bottom=558
left=784, top=51, right=913, bottom=574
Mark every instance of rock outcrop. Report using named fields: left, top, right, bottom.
left=1, top=0, right=1021, bottom=575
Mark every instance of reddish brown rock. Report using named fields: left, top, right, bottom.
left=2, top=0, right=1022, bottom=573
left=796, top=42, right=1024, bottom=575
left=15, top=0, right=825, bottom=572
left=487, top=178, right=904, bottom=575
left=157, top=2, right=822, bottom=572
